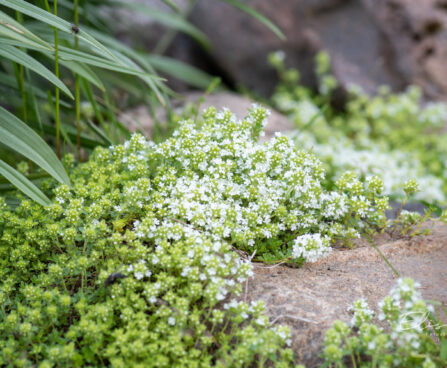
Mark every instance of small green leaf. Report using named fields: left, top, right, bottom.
left=0, top=159, right=51, bottom=206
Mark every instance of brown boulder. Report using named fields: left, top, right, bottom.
left=243, top=221, right=447, bottom=367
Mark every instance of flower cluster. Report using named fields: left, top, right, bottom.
left=323, top=278, right=446, bottom=367
left=270, top=51, right=447, bottom=204
left=292, top=233, right=331, bottom=263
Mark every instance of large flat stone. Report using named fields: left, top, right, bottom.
left=243, top=221, right=447, bottom=367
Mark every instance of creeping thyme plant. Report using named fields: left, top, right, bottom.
left=323, top=278, right=447, bottom=367
left=0, top=105, right=391, bottom=367
left=269, top=51, right=447, bottom=204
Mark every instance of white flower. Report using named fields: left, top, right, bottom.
left=292, top=233, right=331, bottom=262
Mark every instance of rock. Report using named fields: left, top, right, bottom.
left=119, top=92, right=295, bottom=140
left=102, top=0, right=215, bottom=91
left=189, top=0, right=447, bottom=101
left=190, top=0, right=404, bottom=96
left=362, top=0, right=447, bottom=101
left=242, top=221, right=447, bottom=367
left=106, top=0, right=447, bottom=101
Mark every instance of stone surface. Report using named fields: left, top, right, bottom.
left=107, top=0, right=447, bottom=101
left=190, top=0, right=404, bottom=96
left=120, top=92, right=295, bottom=140
left=363, top=0, right=447, bottom=101
left=242, top=221, right=447, bottom=367
left=189, top=0, right=447, bottom=100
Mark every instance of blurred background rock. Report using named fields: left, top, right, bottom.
left=107, top=0, right=447, bottom=101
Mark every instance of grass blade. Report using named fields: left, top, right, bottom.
left=83, top=26, right=167, bottom=102
left=2, top=0, right=119, bottom=62
left=0, top=106, right=70, bottom=186
left=0, top=10, right=53, bottom=50
left=57, top=46, right=162, bottom=80
left=222, top=0, right=285, bottom=40
left=146, top=54, right=216, bottom=89
left=0, top=159, right=51, bottom=206
left=0, top=44, right=74, bottom=99
left=107, top=1, right=210, bottom=49
left=59, top=59, right=105, bottom=91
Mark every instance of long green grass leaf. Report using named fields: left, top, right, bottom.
left=83, top=26, right=166, bottom=102
left=31, top=120, right=105, bottom=149
left=0, top=44, right=74, bottom=99
left=0, top=70, right=72, bottom=107
left=0, top=106, right=70, bottom=185
left=107, top=1, right=210, bottom=49
left=222, top=0, right=285, bottom=40
left=85, top=119, right=113, bottom=146
left=0, top=10, right=53, bottom=50
left=0, top=159, right=51, bottom=206
left=59, top=59, right=105, bottom=91
left=146, top=54, right=215, bottom=89
left=2, top=0, right=119, bottom=62
left=57, top=46, right=162, bottom=80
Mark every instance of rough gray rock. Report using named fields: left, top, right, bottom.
left=363, top=0, right=447, bottom=101
left=106, top=0, right=447, bottom=101
left=189, top=0, right=447, bottom=100
left=242, top=221, right=447, bottom=367
left=190, top=0, right=404, bottom=96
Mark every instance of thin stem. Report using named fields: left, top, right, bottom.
left=409, top=210, right=431, bottom=238
left=365, top=233, right=400, bottom=278
left=392, top=194, right=408, bottom=234
left=13, top=63, right=27, bottom=123
left=54, top=0, right=61, bottom=158
left=25, top=66, right=43, bottom=134
left=14, top=11, right=27, bottom=123
left=45, top=0, right=61, bottom=157
left=74, top=0, right=81, bottom=159
left=343, top=336, right=357, bottom=368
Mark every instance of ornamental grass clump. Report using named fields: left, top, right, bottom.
left=0, top=106, right=389, bottom=366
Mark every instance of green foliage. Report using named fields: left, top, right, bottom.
left=0, top=108, right=302, bottom=367
left=323, top=278, right=447, bottom=367
left=270, top=51, right=447, bottom=204
left=0, top=106, right=394, bottom=366
left=0, top=0, right=285, bottom=205
left=0, top=106, right=70, bottom=186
